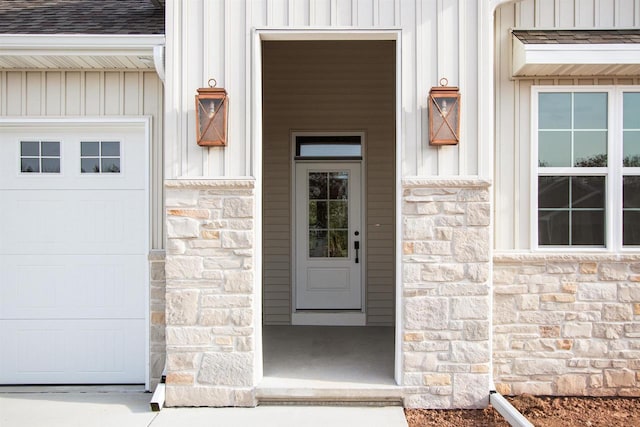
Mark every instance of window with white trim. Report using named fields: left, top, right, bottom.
left=533, top=87, right=640, bottom=249
left=20, top=141, right=61, bottom=173
left=80, top=141, right=120, bottom=173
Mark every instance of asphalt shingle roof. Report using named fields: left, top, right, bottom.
left=513, top=29, right=640, bottom=44
left=0, top=0, right=164, bottom=35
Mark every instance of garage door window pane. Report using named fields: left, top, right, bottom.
left=81, top=141, right=120, bottom=174
left=20, top=141, right=60, bottom=174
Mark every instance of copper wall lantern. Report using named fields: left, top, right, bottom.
left=429, top=78, right=460, bottom=145
left=195, top=78, right=228, bottom=147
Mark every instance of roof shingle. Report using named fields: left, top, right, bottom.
left=0, top=0, right=164, bottom=35
left=513, top=29, right=640, bottom=44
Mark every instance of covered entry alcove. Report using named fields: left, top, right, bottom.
left=259, top=38, right=399, bottom=402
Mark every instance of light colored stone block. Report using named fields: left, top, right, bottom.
left=222, top=231, right=252, bottom=249
left=166, top=291, right=199, bottom=325
left=451, top=341, right=489, bottom=364
left=599, top=263, right=628, bottom=281
left=223, top=271, right=254, bottom=293
left=452, top=374, right=489, bottom=408
left=223, top=198, right=253, bottom=218
left=452, top=228, right=490, bottom=262
left=604, top=369, right=636, bottom=388
left=197, top=353, right=253, bottom=386
left=577, top=282, right=617, bottom=301
left=421, top=263, right=465, bottom=282
left=404, top=297, right=449, bottom=330
left=165, top=385, right=233, bottom=407
left=563, top=323, right=593, bottom=338
left=167, top=217, right=201, bottom=238
left=166, top=256, right=204, bottom=280
left=603, top=304, right=633, bottom=321
left=451, top=297, right=489, bottom=320
left=619, top=284, right=640, bottom=302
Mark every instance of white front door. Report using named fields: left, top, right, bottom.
left=295, top=162, right=362, bottom=310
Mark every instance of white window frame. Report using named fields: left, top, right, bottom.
left=531, top=86, right=640, bottom=252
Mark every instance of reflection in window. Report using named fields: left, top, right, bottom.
left=20, top=141, right=60, bottom=173
left=308, top=171, right=349, bottom=258
left=81, top=141, right=120, bottom=173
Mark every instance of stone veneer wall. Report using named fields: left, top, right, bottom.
left=149, top=250, right=166, bottom=389
left=402, top=178, right=491, bottom=409
left=164, top=179, right=256, bottom=407
left=493, top=254, right=640, bottom=397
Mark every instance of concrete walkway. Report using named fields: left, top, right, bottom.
left=0, top=389, right=408, bottom=427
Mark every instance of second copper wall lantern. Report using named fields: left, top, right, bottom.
left=429, top=78, right=460, bottom=146
left=195, top=78, right=228, bottom=147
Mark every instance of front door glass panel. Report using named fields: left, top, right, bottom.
left=308, top=171, right=349, bottom=258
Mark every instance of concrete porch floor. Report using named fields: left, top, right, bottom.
left=258, top=326, right=402, bottom=404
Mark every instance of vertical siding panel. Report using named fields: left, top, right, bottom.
left=26, top=72, right=41, bottom=115
left=45, top=72, right=62, bottom=116
left=418, top=0, right=438, bottom=176
left=576, top=0, right=596, bottom=26
left=516, top=0, right=535, bottom=27
left=335, top=0, right=352, bottom=25
left=378, top=0, right=395, bottom=26
left=123, top=72, right=140, bottom=115
left=400, top=0, right=418, bottom=176
left=355, top=0, right=374, bottom=26
left=517, top=80, right=533, bottom=249
left=617, top=0, right=636, bottom=26
left=250, top=0, right=267, bottom=26
left=185, top=0, right=205, bottom=176
left=598, top=0, right=616, bottom=26
left=537, top=0, right=557, bottom=27
left=5, top=72, right=22, bottom=115
left=0, top=72, right=4, bottom=115
left=461, top=0, right=478, bottom=175
left=558, top=0, right=576, bottom=26
left=227, top=0, right=247, bottom=176
left=143, top=72, right=164, bottom=249
left=65, top=72, right=81, bottom=115
left=291, top=0, right=311, bottom=25
left=269, top=0, right=290, bottom=25
left=495, top=6, right=517, bottom=249
left=104, top=72, right=121, bottom=115
left=84, top=72, right=100, bottom=115
left=436, top=0, right=459, bottom=176
left=311, top=0, right=331, bottom=25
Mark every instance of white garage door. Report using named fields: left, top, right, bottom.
left=0, top=122, right=148, bottom=384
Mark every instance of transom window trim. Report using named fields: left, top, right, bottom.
left=293, top=132, right=364, bottom=160
left=531, top=86, right=640, bottom=251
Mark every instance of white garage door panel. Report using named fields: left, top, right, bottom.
left=0, top=255, right=146, bottom=319
left=0, top=121, right=148, bottom=385
left=0, top=319, right=145, bottom=384
left=0, top=190, right=146, bottom=254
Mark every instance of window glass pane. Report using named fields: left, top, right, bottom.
left=329, top=201, right=348, bottom=229
left=81, top=158, right=100, bottom=173
left=309, top=201, right=327, bottom=229
left=81, top=141, right=99, bottom=156
left=308, top=173, right=327, bottom=200
left=624, top=92, right=640, bottom=129
left=539, top=93, right=571, bottom=129
left=623, top=211, right=640, bottom=245
left=41, top=158, right=60, bottom=173
left=574, top=131, right=607, bottom=167
left=539, top=176, right=569, bottom=208
left=329, top=230, right=348, bottom=257
left=538, top=210, right=569, bottom=245
left=572, top=176, right=605, bottom=208
left=101, top=158, right=120, bottom=173
left=299, top=144, right=361, bottom=157
left=623, top=131, right=640, bottom=166
left=329, top=172, right=348, bottom=200
left=21, top=141, right=39, bottom=156
left=309, top=230, right=328, bottom=257
left=623, top=176, right=640, bottom=208
left=102, top=141, right=120, bottom=157
left=539, top=131, right=571, bottom=167
left=572, top=211, right=605, bottom=245
left=41, top=141, right=60, bottom=156
left=574, top=93, right=607, bottom=129
left=21, top=158, right=39, bottom=173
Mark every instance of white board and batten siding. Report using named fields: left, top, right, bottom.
left=165, top=0, right=481, bottom=179
left=0, top=70, right=164, bottom=249
left=494, top=0, right=640, bottom=251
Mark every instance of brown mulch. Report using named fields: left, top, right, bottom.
left=405, top=395, right=640, bottom=427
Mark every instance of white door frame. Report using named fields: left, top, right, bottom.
left=251, top=29, right=402, bottom=386
left=0, top=117, right=151, bottom=390
left=291, top=136, right=366, bottom=325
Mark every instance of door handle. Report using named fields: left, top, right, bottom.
left=354, top=240, right=360, bottom=264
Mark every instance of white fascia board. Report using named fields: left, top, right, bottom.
left=513, top=35, right=640, bottom=76
left=0, top=34, right=166, bottom=57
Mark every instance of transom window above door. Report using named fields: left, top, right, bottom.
left=295, top=134, right=363, bottom=160
left=533, top=87, right=640, bottom=249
